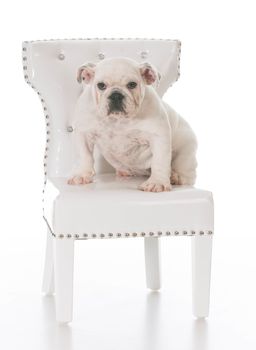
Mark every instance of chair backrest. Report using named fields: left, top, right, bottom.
left=22, top=38, right=181, bottom=177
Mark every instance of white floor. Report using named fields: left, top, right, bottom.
left=1, top=226, right=256, bottom=350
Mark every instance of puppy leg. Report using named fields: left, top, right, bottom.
left=139, top=135, right=172, bottom=192
left=171, top=143, right=197, bottom=185
left=68, top=131, right=95, bottom=185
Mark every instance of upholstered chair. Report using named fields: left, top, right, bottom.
left=22, top=38, right=214, bottom=323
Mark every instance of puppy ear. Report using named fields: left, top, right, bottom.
left=139, top=62, right=161, bottom=85
left=77, top=63, right=96, bottom=83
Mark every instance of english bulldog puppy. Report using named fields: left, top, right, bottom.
left=68, top=57, right=197, bottom=192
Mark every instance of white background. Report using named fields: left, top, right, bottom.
left=1, top=1, right=256, bottom=349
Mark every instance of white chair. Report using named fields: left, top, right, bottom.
left=22, top=38, right=214, bottom=323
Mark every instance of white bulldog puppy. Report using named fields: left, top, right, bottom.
left=68, top=57, right=197, bottom=192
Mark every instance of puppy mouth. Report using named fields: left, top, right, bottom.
left=108, top=102, right=127, bottom=116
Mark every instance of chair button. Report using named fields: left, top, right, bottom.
left=58, top=52, right=65, bottom=60
left=140, top=50, right=149, bottom=59
left=98, top=52, right=105, bottom=60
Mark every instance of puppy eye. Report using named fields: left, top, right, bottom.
left=97, top=82, right=107, bottom=90
left=127, top=81, right=137, bottom=89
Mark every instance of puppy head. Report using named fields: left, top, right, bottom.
left=77, top=57, right=160, bottom=119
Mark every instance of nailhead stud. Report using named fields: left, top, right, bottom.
left=158, top=231, right=162, bottom=236
left=100, top=233, right=105, bottom=238
left=117, top=233, right=121, bottom=237
left=83, top=233, right=88, bottom=238
left=74, top=234, right=79, bottom=239
left=175, top=231, right=179, bottom=235
left=132, top=232, right=137, bottom=237
left=183, top=230, right=188, bottom=235
left=58, top=234, right=64, bottom=239
left=149, top=232, right=154, bottom=236
left=199, top=231, right=204, bottom=235
left=208, top=230, right=213, bottom=235
left=166, top=231, right=171, bottom=236
left=141, top=232, right=146, bottom=236
left=125, top=233, right=130, bottom=237
left=67, top=126, right=73, bottom=132
left=191, top=230, right=196, bottom=235
left=67, top=234, right=72, bottom=238
left=92, top=234, right=97, bottom=238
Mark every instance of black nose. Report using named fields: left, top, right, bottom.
left=108, top=91, right=124, bottom=102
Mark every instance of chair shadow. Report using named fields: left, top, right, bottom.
left=40, top=293, right=209, bottom=350
left=143, top=291, right=162, bottom=350
left=41, top=295, right=73, bottom=350
left=191, top=318, right=209, bottom=350
left=142, top=292, right=209, bottom=350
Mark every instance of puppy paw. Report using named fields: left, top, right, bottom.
left=67, top=174, right=93, bottom=185
left=171, top=170, right=195, bottom=186
left=171, top=170, right=180, bottom=185
left=138, top=179, right=171, bottom=192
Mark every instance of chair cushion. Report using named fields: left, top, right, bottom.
left=44, top=174, right=214, bottom=239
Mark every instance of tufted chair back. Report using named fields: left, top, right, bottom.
left=22, top=39, right=181, bottom=178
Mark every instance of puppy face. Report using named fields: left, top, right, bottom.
left=77, top=57, right=160, bottom=119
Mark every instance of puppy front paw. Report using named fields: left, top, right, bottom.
left=138, top=178, right=171, bottom=192
left=67, top=173, right=94, bottom=185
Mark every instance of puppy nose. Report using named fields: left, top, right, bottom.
left=108, top=91, right=124, bottom=102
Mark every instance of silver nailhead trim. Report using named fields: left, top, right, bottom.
left=22, top=42, right=51, bottom=218
left=42, top=215, right=214, bottom=240
left=53, top=229, right=214, bottom=239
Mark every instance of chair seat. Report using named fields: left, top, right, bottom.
left=44, top=173, right=214, bottom=239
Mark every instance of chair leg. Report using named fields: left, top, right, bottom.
left=144, top=237, right=161, bottom=290
left=191, top=235, right=213, bottom=318
left=53, top=237, right=75, bottom=323
left=42, top=228, right=55, bottom=295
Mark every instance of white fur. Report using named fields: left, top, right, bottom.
left=68, top=57, right=197, bottom=192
